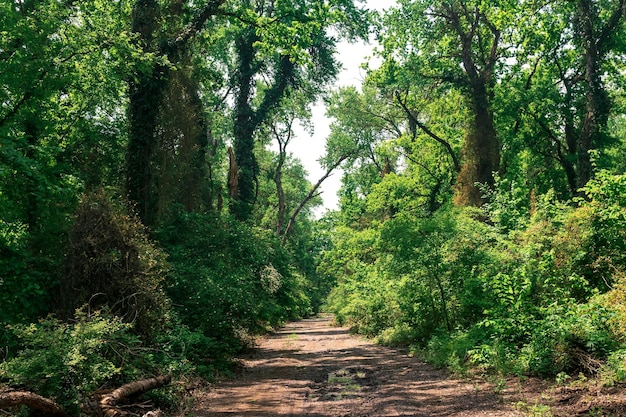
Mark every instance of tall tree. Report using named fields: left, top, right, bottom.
left=574, top=0, right=626, bottom=189
left=126, top=0, right=226, bottom=225
left=227, top=0, right=368, bottom=221
left=379, top=0, right=520, bottom=206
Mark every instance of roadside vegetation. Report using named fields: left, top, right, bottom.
left=320, top=0, right=626, bottom=386
left=2, top=0, right=626, bottom=416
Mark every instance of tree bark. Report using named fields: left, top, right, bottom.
left=455, top=79, right=500, bottom=207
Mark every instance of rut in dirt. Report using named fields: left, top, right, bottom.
left=188, top=315, right=525, bottom=417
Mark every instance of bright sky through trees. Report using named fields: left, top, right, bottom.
left=292, top=0, right=397, bottom=213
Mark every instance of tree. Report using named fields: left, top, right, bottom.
left=0, top=0, right=138, bottom=325
left=126, top=0, right=226, bottom=225
left=510, top=0, right=626, bottom=197
left=227, top=0, right=368, bottom=221
left=379, top=0, right=523, bottom=206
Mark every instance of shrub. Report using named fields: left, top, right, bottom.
left=0, top=310, right=139, bottom=415
left=156, top=209, right=312, bottom=356
left=60, top=190, right=170, bottom=338
left=519, top=300, right=620, bottom=376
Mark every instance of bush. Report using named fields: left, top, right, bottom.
left=156, top=209, right=312, bottom=357
left=0, top=310, right=139, bottom=415
left=60, top=190, right=170, bottom=338
left=319, top=173, right=626, bottom=378
left=599, top=349, right=626, bottom=386
left=519, top=300, right=620, bottom=376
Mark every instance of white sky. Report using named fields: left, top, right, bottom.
left=289, top=0, right=397, bottom=215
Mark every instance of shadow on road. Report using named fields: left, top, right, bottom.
left=189, top=316, right=522, bottom=417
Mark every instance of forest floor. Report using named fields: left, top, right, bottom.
left=184, top=315, right=626, bottom=417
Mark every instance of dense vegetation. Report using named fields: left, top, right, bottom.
left=0, top=0, right=365, bottom=413
left=321, top=0, right=626, bottom=382
left=1, top=0, right=626, bottom=415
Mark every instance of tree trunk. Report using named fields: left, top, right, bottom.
left=100, top=375, right=171, bottom=417
left=575, top=0, right=613, bottom=191
left=275, top=143, right=287, bottom=236
left=447, top=3, right=501, bottom=207
left=454, top=79, right=500, bottom=207
left=230, top=30, right=296, bottom=221
left=126, top=0, right=165, bottom=225
left=282, top=154, right=349, bottom=245
left=573, top=0, right=624, bottom=192
left=231, top=29, right=258, bottom=221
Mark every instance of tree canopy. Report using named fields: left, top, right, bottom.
left=2, top=0, right=626, bottom=414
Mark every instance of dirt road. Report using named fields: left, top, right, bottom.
left=188, top=315, right=540, bottom=416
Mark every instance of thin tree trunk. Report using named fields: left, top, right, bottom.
left=282, top=154, right=348, bottom=245
left=275, top=143, right=287, bottom=236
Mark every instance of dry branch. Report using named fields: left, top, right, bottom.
left=0, top=391, right=67, bottom=416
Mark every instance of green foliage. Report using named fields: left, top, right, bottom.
left=2, top=0, right=626, bottom=411
left=0, top=310, right=139, bottom=415
left=0, top=0, right=135, bottom=339
left=519, top=300, right=619, bottom=376
left=325, top=169, right=626, bottom=378
left=0, top=308, right=225, bottom=414
left=156, top=209, right=312, bottom=358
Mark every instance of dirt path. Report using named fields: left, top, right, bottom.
left=188, top=315, right=541, bottom=416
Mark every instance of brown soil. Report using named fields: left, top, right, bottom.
left=186, top=316, right=626, bottom=417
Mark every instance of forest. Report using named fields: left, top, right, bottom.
left=1, top=0, right=626, bottom=415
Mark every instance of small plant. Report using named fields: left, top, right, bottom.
left=598, top=349, right=626, bottom=386
left=514, top=400, right=553, bottom=417
left=555, top=372, right=571, bottom=386
left=489, top=376, right=507, bottom=395
left=326, top=369, right=363, bottom=398
left=588, top=407, right=610, bottom=417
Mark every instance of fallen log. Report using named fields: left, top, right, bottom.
left=0, top=391, right=67, bottom=417
left=100, top=375, right=171, bottom=417
left=1, top=375, right=171, bottom=417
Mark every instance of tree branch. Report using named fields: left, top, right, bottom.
left=394, top=91, right=460, bottom=172
left=282, top=154, right=349, bottom=245
left=252, top=55, right=296, bottom=128
left=171, top=0, right=227, bottom=49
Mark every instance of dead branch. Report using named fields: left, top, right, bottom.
left=142, top=411, right=164, bottom=417
left=0, top=391, right=67, bottom=417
